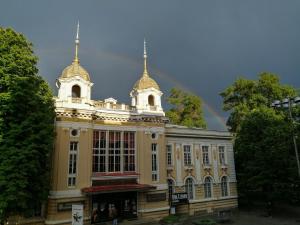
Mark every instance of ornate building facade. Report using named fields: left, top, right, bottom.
left=45, top=25, right=238, bottom=225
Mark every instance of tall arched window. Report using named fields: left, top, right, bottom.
left=221, top=176, right=228, bottom=197
left=185, top=178, right=194, bottom=200
left=204, top=177, right=212, bottom=198
left=72, top=85, right=81, bottom=98
left=167, top=179, right=174, bottom=203
left=148, top=95, right=155, bottom=106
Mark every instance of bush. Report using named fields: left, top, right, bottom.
left=193, top=218, right=217, bottom=225
left=161, top=215, right=180, bottom=224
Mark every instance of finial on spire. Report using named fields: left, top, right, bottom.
left=74, top=21, right=80, bottom=63
left=143, top=38, right=148, bottom=76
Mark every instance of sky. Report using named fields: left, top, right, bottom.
left=1, top=0, right=300, bottom=130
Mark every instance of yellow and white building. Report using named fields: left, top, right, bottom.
left=46, top=25, right=238, bottom=225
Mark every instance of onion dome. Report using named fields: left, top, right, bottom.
left=59, top=21, right=91, bottom=82
left=60, top=61, right=90, bottom=81
left=132, top=39, right=160, bottom=91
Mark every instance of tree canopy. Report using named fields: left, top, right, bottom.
left=235, top=106, right=300, bottom=204
left=166, top=88, right=206, bottom=128
left=0, top=28, right=55, bottom=222
left=221, top=73, right=300, bottom=206
left=220, top=73, right=295, bottom=132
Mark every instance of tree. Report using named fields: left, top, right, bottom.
left=234, top=106, right=300, bottom=205
left=220, top=73, right=295, bottom=132
left=166, top=88, right=206, bottom=128
left=0, top=28, right=55, bottom=222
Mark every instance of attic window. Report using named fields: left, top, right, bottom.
left=148, top=95, right=155, bottom=106
left=72, top=85, right=81, bottom=98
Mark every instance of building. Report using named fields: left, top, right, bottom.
left=46, top=25, right=238, bottom=225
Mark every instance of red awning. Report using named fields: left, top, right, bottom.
left=82, top=184, right=155, bottom=194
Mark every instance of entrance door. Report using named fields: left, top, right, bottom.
left=91, top=192, right=137, bottom=223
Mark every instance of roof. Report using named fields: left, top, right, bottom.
left=133, top=73, right=160, bottom=91
left=82, top=184, right=155, bottom=194
left=60, top=61, right=91, bottom=81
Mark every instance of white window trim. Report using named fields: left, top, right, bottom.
left=220, top=176, right=231, bottom=197
left=166, top=144, right=173, bottom=167
left=182, top=144, right=193, bottom=167
left=217, top=144, right=227, bottom=166
left=151, top=143, right=159, bottom=182
left=184, top=176, right=196, bottom=200
left=67, top=141, right=79, bottom=188
left=203, top=176, right=214, bottom=199
left=201, top=144, right=211, bottom=166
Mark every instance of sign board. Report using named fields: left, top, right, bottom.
left=171, top=192, right=188, bottom=205
left=146, top=193, right=166, bottom=202
left=72, top=204, right=83, bottom=225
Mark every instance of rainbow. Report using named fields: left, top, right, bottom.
left=86, top=50, right=227, bottom=130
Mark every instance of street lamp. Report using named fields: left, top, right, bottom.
left=272, top=97, right=300, bottom=178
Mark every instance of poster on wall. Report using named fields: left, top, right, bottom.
left=72, top=204, right=83, bottom=225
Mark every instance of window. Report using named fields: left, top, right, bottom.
left=108, top=131, right=121, bottom=172
left=68, top=142, right=78, bottom=187
left=152, top=143, right=158, bottom=181
left=202, top=146, right=210, bottom=165
left=219, top=146, right=226, bottom=165
left=92, top=130, right=136, bottom=173
left=167, top=179, right=174, bottom=203
left=221, top=176, right=228, bottom=197
left=148, top=95, right=155, bottom=106
left=184, top=145, right=192, bottom=166
left=93, top=131, right=106, bottom=172
left=185, top=178, right=194, bottom=200
left=124, top=131, right=135, bottom=172
left=72, top=85, right=81, bottom=98
left=204, top=177, right=212, bottom=198
left=166, top=145, right=172, bottom=166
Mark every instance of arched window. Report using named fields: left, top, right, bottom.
left=204, top=177, right=212, bottom=198
left=72, top=85, right=81, bottom=98
left=148, top=95, right=155, bottom=106
left=185, top=178, right=194, bottom=200
left=221, top=176, right=228, bottom=197
left=167, top=179, right=174, bottom=203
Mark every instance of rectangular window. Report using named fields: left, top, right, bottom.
left=68, top=141, right=78, bottom=187
left=202, top=146, right=210, bottom=165
left=108, top=131, right=121, bottom=172
left=166, top=145, right=172, bottom=166
left=219, top=146, right=226, bottom=165
left=123, top=131, right=135, bottom=172
left=184, top=145, right=192, bottom=166
left=92, top=130, right=136, bottom=173
left=93, top=131, right=106, bottom=172
left=152, top=143, right=158, bottom=181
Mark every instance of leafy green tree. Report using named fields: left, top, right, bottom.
left=166, top=88, right=206, bottom=128
left=235, top=106, right=300, bottom=205
left=0, top=28, right=55, bottom=222
left=220, top=73, right=295, bottom=132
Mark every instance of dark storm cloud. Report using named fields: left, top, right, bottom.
left=1, top=0, right=300, bottom=130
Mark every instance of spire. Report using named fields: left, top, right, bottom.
left=74, top=21, right=80, bottom=63
left=143, top=38, right=149, bottom=77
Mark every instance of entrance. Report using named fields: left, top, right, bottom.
left=91, top=192, right=137, bottom=223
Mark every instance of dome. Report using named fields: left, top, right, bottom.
left=60, top=61, right=90, bottom=82
left=133, top=73, right=160, bottom=91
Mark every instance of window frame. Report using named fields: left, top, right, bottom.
left=68, top=141, right=78, bottom=188
left=202, top=145, right=210, bottom=166
left=151, top=143, right=159, bottom=182
left=185, top=177, right=195, bottom=200
left=218, top=146, right=226, bottom=166
left=204, top=176, right=213, bottom=199
left=221, top=176, right=229, bottom=197
left=183, top=145, right=192, bottom=166
left=166, top=144, right=173, bottom=166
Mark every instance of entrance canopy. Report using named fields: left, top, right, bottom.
left=82, top=184, right=155, bottom=195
